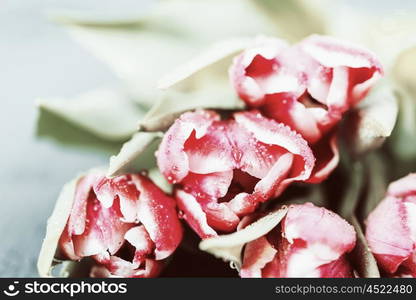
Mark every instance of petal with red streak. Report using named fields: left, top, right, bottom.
left=132, top=175, right=183, bottom=260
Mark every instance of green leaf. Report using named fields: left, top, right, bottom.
left=36, top=88, right=144, bottom=142
left=141, top=88, right=244, bottom=132
left=148, top=167, right=172, bottom=194
left=389, top=90, right=416, bottom=161
left=252, top=0, right=327, bottom=42
left=48, top=9, right=146, bottom=27
left=357, top=152, right=388, bottom=221
left=54, top=0, right=281, bottom=106
left=107, top=131, right=162, bottom=178
left=348, top=216, right=380, bottom=278
left=389, top=48, right=416, bottom=161
left=344, top=79, right=398, bottom=157
left=157, top=37, right=252, bottom=90
left=37, top=168, right=107, bottom=277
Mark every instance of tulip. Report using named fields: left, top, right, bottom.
left=240, top=203, right=356, bottom=278
left=230, top=34, right=383, bottom=143
left=58, top=171, right=183, bottom=277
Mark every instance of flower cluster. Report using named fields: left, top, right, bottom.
left=38, top=33, right=415, bottom=279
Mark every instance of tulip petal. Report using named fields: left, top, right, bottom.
left=156, top=110, right=219, bottom=183
left=176, top=189, right=218, bottom=239
left=240, top=237, right=277, bottom=278
left=283, top=203, right=356, bottom=255
left=307, top=132, right=339, bottom=183
left=387, top=173, right=416, bottom=198
left=366, top=196, right=414, bottom=274
left=72, top=195, right=132, bottom=258
left=132, top=175, right=183, bottom=260
left=233, top=111, right=315, bottom=183
left=262, top=93, right=322, bottom=143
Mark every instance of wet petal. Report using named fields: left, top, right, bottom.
left=283, top=203, right=356, bottom=255
left=156, top=110, right=219, bottom=183
left=366, top=195, right=414, bottom=274
left=132, top=175, right=183, bottom=260
left=124, top=225, right=155, bottom=265
left=176, top=189, right=217, bottom=239
left=307, top=132, right=339, bottom=183
left=387, top=173, right=416, bottom=198
left=93, top=175, right=139, bottom=222
left=184, top=122, right=234, bottom=174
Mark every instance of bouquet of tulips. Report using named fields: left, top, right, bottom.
left=36, top=0, right=416, bottom=278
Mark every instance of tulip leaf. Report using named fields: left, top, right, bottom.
left=48, top=9, right=145, bottom=27
left=56, top=0, right=279, bottom=107
left=37, top=174, right=81, bottom=277
left=59, top=259, right=96, bottom=278
left=325, top=5, right=416, bottom=69
left=36, top=88, right=144, bottom=142
left=36, top=108, right=122, bottom=155
left=345, top=79, right=398, bottom=157
left=389, top=90, right=416, bottom=161
left=336, top=161, right=364, bottom=220
left=199, top=207, right=288, bottom=269
left=157, top=37, right=251, bottom=90
left=394, top=47, right=416, bottom=95
left=348, top=216, right=380, bottom=278
left=107, top=131, right=162, bottom=178
left=141, top=38, right=247, bottom=131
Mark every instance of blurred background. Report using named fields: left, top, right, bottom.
left=1, top=0, right=415, bottom=277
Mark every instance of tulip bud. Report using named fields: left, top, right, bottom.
left=57, top=171, right=183, bottom=277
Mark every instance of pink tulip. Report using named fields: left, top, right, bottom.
left=58, top=171, right=183, bottom=277
left=230, top=35, right=383, bottom=182
left=241, top=203, right=356, bottom=278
